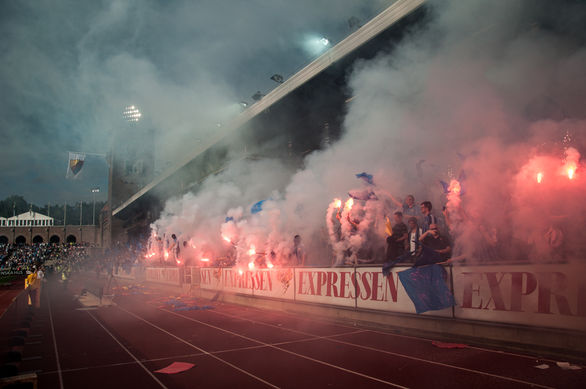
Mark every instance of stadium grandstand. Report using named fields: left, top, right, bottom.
left=107, top=0, right=427, bottom=246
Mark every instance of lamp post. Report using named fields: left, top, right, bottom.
left=91, top=188, right=100, bottom=225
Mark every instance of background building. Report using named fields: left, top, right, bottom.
left=0, top=210, right=100, bottom=245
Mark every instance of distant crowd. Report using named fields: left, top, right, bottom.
left=0, top=242, right=90, bottom=272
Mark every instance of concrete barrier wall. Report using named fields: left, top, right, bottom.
left=145, top=267, right=183, bottom=286
left=194, top=263, right=586, bottom=332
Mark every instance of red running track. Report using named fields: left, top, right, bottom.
left=9, top=273, right=586, bottom=389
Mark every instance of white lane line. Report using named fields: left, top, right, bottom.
left=114, top=306, right=280, bottom=389
left=207, top=308, right=555, bottom=389
left=47, top=289, right=65, bottom=389
left=86, top=311, right=169, bottom=389
left=38, top=330, right=365, bottom=376
left=136, top=306, right=408, bottom=388
left=216, top=303, right=565, bottom=363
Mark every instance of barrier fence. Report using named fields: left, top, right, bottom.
left=195, top=264, right=586, bottom=332
left=132, top=263, right=585, bottom=331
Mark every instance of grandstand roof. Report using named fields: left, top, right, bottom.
left=113, top=0, right=425, bottom=217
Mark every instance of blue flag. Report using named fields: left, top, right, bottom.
left=398, top=265, right=455, bottom=314
left=224, top=216, right=234, bottom=223
left=250, top=200, right=266, bottom=214
left=355, top=172, right=374, bottom=185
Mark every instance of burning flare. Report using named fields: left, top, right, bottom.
left=448, top=179, right=461, bottom=194
left=248, top=245, right=256, bottom=256
left=222, top=235, right=231, bottom=243
left=334, top=198, right=342, bottom=208
left=201, top=258, right=210, bottom=262
left=164, top=251, right=169, bottom=259
left=536, top=172, right=543, bottom=184
left=344, top=198, right=354, bottom=211
left=563, top=146, right=580, bottom=181
left=248, top=262, right=255, bottom=270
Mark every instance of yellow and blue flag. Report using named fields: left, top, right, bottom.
left=66, top=152, right=86, bottom=179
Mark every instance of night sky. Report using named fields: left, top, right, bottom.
left=0, top=0, right=390, bottom=206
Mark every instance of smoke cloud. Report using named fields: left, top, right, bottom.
left=0, top=0, right=388, bottom=203
left=151, top=0, right=586, bottom=266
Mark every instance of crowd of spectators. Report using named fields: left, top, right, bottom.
left=0, top=242, right=90, bottom=273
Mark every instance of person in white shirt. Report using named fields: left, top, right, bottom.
left=407, top=217, right=423, bottom=260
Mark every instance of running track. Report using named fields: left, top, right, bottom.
left=7, top=274, right=586, bottom=388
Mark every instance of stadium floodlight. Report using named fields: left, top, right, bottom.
left=252, top=91, right=264, bottom=102
left=123, top=105, right=142, bottom=122
left=304, top=35, right=331, bottom=55
left=270, top=74, right=284, bottom=84
left=348, top=16, right=361, bottom=30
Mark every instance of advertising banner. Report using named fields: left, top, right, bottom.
left=452, top=264, right=586, bottom=331
left=294, top=268, right=357, bottom=307
left=145, top=267, right=182, bottom=285
left=199, top=267, right=223, bottom=290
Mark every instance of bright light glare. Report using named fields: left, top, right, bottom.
left=248, top=262, right=255, bottom=270
left=537, top=172, right=543, bottom=183
left=201, top=258, right=210, bottom=262
left=568, top=168, right=575, bottom=180
left=345, top=198, right=354, bottom=211
left=248, top=245, right=256, bottom=256
left=267, top=263, right=274, bottom=269
left=304, top=35, right=331, bottom=55
left=123, top=105, right=142, bottom=122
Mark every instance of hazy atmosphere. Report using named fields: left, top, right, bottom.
left=151, top=0, right=586, bottom=266
left=0, top=0, right=390, bottom=205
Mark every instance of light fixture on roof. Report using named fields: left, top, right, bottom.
left=252, top=91, right=264, bottom=102
left=304, top=35, right=331, bottom=55
left=270, top=74, right=284, bottom=84
left=123, top=105, right=142, bottom=122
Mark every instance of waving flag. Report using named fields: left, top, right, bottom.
left=66, top=152, right=86, bottom=179
left=355, top=172, right=374, bottom=185
left=250, top=200, right=266, bottom=214
left=398, top=264, right=455, bottom=314
left=440, top=180, right=450, bottom=194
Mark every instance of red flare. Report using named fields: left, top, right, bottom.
left=345, top=198, right=354, bottom=211
left=248, top=245, right=256, bottom=256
